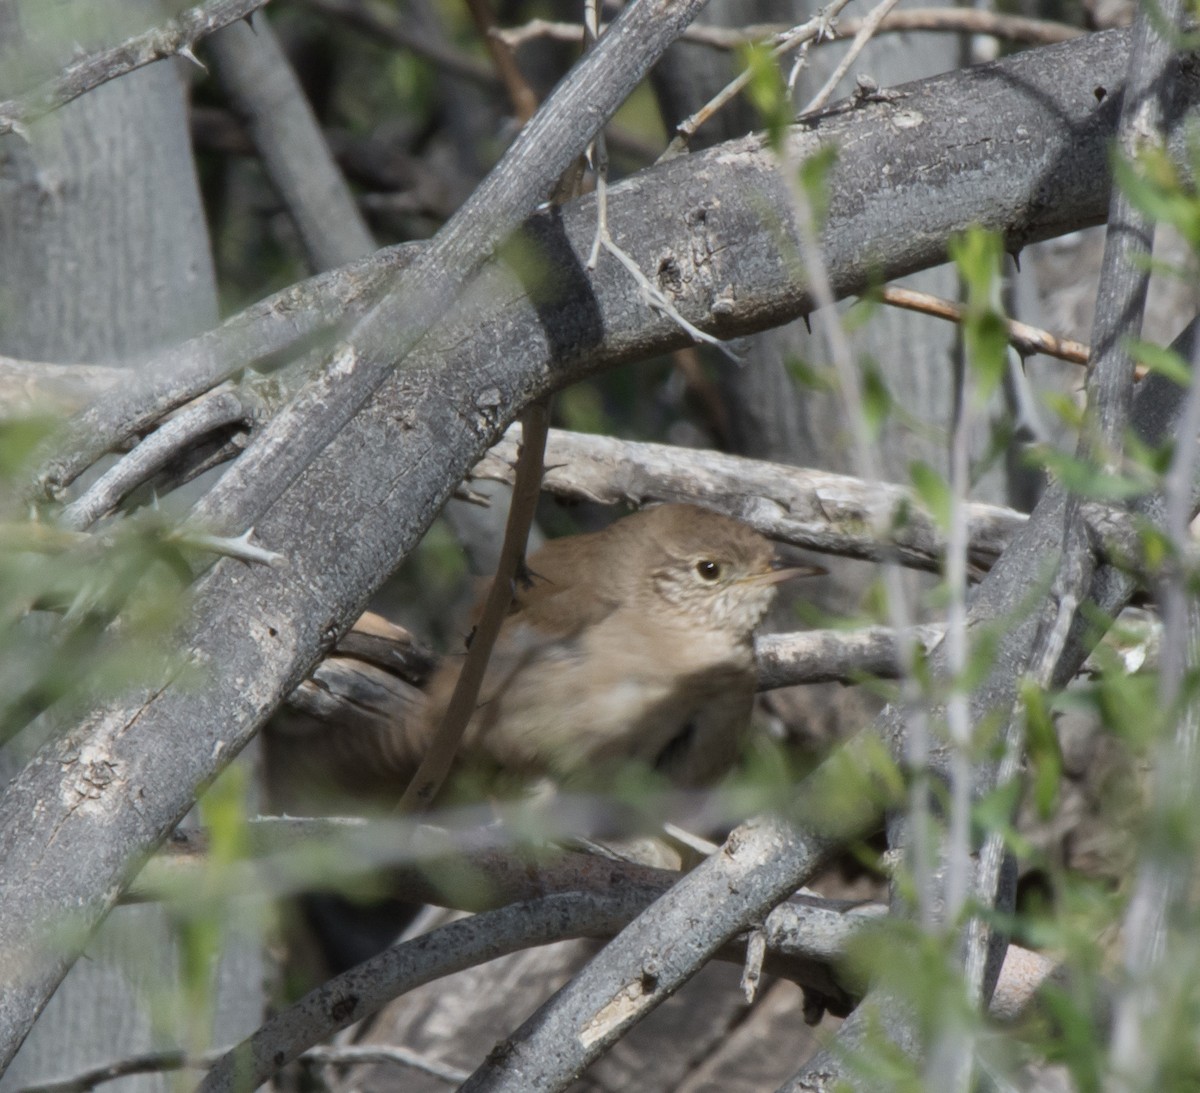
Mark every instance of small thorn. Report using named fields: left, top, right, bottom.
left=802, top=314, right=812, bottom=334
left=178, top=46, right=207, bottom=73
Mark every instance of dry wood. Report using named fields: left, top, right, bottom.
left=0, top=0, right=271, bottom=138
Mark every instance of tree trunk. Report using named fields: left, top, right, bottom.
left=0, top=3, right=263, bottom=1087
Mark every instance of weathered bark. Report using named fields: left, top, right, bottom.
left=0, top=23, right=1194, bottom=1074
left=0, top=2, right=262, bottom=1090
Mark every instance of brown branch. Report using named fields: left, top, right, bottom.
left=397, top=403, right=550, bottom=812
left=463, top=0, right=539, bottom=124
left=878, top=285, right=1096, bottom=367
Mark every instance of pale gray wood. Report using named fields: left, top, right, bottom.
left=208, top=12, right=376, bottom=271
left=0, top=24, right=1192, bottom=1075
left=0, top=3, right=262, bottom=1089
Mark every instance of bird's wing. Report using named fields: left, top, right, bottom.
left=510, top=536, right=625, bottom=636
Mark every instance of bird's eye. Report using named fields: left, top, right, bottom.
left=695, top=559, right=722, bottom=581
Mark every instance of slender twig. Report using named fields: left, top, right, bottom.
left=597, top=232, right=740, bottom=359
left=60, top=388, right=254, bottom=531
left=495, top=10, right=1082, bottom=52
left=923, top=279, right=984, bottom=1092
left=0, top=0, right=271, bottom=138
left=464, top=0, right=539, bottom=123
left=778, top=70, right=932, bottom=936
left=584, top=0, right=607, bottom=270
left=397, top=403, right=549, bottom=812
left=942, top=328, right=974, bottom=926
left=12, top=1043, right=467, bottom=1093
left=798, top=0, right=902, bottom=117
left=956, top=1, right=1185, bottom=1085
left=659, top=1, right=853, bottom=160
left=170, top=528, right=285, bottom=567
left=297, top=1045, right=469, bottom=1085
left=1107, top=316, right=1200, bottom=1088
left=580, top=0, right=736, bottom=356
left=833, top=7, right=1081, bottom=43
left=877, top=285, right=1093, bottom=367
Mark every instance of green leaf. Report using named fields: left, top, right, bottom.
left=1033, top=446, right=1153, bottom=501
left=786, top=355, right=834, bottom=392
left=798, top=144, right=838, bottom=227
left=861, top=361, right=893, bottom=441
left=1022, top=680, right=1062, bottom=818
left=1042, top=391, right=1086, bottom=430
left=742, top=44, right=790, bottom=150
left=949, top=227, right=1003, bottom=303
left=908, top=460, right=951, bottom=530
left=1130, top=338, right=1192, bottom=386
left=949, top=227, right=1008, bottom=400
left=1114, top=148, right=1200, bottom=245
left=0, top=415, right=58, bottom=477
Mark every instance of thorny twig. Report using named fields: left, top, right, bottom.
left=494, top=9, right=1081, bottom=53
left=798, top=0, right=903, bottom=116
left=658, top=0, right=854, bottom=160
left=0, top=0, right=270, bottom=138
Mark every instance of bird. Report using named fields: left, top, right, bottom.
left=265, top=503, right=823, bottom=814
left=419, top=502, right=824, bottom=793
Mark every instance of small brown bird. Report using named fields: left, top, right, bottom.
left=266, top=504, right=823, bottom=813
left=422, top=503, right=823, bottom=790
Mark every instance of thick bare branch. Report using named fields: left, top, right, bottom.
left=0, top=28, right=1193, bottom=1067
left=475, top=427, right=1026, bottom=573
left=34, top=244, right=419, bottom=499
left=186, top=0, right=713, bottom=546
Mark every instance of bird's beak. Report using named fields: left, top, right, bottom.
left=748, top=559, right=828, bottom=585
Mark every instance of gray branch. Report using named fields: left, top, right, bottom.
left=186, top=0, right=715, bottom=542
left=32, top=24, right=1194, bottom=507
left=457, top=317, right=1200, bottom=1090
left=197, top=890, right=691, bottom=1093
left=59, top=388, right=254, bottom=531
left=0, top=26, right=1195, bottom=1069
left=0, top=0, right=272, bottom=138
left=133, top=817, right=1055, bottom=1090
left=207, top=12, right=376, bottom=271
left=476, top=426, right=1025, bottom=572
left=33, top=244, right=420, bottom=499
